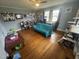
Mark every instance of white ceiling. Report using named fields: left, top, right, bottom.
left=0, top=0, right=75, bottom=10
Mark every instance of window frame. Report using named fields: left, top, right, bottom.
left=51, top=9, right=60, bottom=22
left=44, top=10, right=50, bottom=22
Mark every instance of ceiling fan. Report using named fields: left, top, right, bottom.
left=29, top=0, right=47, bottom=7
left=30, top=0, right=47, bottom=3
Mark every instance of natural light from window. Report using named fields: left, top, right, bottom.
left=44, top=10, right=50, bottom=22
left=52, top=10, right=60, bottom=22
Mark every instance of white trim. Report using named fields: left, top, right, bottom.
left=57, top=28, right=65, bottom=32
left=16, top=28, right=21, bottom=32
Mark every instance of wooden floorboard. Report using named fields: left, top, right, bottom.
left=18, top=29, right=74, bottom=59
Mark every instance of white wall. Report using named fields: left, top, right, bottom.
left=0, top=21, right=7, bottom=59
left=57, top=1, right=79, bottom=31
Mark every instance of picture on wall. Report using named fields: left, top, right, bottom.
left=15, top=14, right=23, bottom=19
left=1, top=13, right=15, bottom=22
left=64, top=7, right=72, bottom=13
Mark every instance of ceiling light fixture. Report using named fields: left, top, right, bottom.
left=35, top=3, right=40, bottom=7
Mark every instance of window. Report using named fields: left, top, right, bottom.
left=44, top=9, right=59, bottom=23
left=52, top=10, right=60, bottom=22
left=44, top=10, right=50, bottom=22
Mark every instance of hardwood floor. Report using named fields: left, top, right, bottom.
left=18, top=29, right=74, bottom=59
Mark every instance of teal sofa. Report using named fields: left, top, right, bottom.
left=33, top=23, right=53, bottom=37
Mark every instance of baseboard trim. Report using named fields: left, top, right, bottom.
left=57, top=28, right=65, bottom=32
left=16, top=29, right=21, bottom=32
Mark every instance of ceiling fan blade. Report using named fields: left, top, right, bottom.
left=40, top=1, right=47, bottom=3
left=29, top=0, right=47, bottom=4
